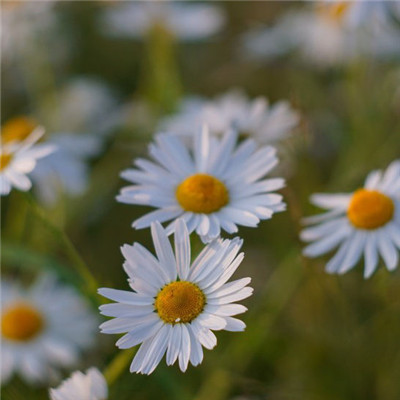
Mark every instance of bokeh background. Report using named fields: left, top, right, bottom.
left=2, top=1, right=400, bottom=399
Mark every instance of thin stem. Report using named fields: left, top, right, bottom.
left=22, top=193, right=99, bottom=301
left=103, top=348, right=137, bottom=387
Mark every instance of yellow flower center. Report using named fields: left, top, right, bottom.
left=1, top=116, right=38, bottom=144
left=0, top=153, right=13, bottom=171
left=176, top=174, right=229, bottom=214
left=1, top=303, right=45, bottom=342
left=347, top=189, right=394, bottom=230
left=317, top=2, right=351, bottom=22
left=155, top=281, right=206, bottom=324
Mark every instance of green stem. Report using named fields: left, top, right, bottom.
left=103, top=348, right=137, bottom=387
left=22, top=193, right=99, bottom=301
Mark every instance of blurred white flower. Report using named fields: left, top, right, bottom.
left=99, top=219, right=252, bottom=374
left=49, top=368, right=107, bottom=400
left=117, top=126, right=286, bottom=242
left=1, top=1, right=68, bottom=66
left=161, top=90, right=300, bottom=145
left=45, top=77, right=121, bottom=138
left=301, top=160, right=400, bottom=278
left=30, top=133, right=103, bottom=205
left=101, top=1, right=225, bottom=41
left=242, top=1, right=400, bottom=67
left=1, top=274, right=98, bottom=384
left=0, top=121, right=55, bottom=196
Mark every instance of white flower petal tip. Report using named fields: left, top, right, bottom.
left=160, top=90, right=300, bottom=145
left=301, top=160, right=400, bottom=278
left=1, top=274, right=98, bottom=385
left=49, top=368, right=107, bottom=400
left=101, top=2, right=226, bottom=42
left=117, top=125, right=286, bottom=242
left=99, top=220, right=251, bottom=374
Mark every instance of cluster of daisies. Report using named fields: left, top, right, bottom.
left=2, top=1, right=400, bottom=399
left=2, top=86, right=400, bottom=400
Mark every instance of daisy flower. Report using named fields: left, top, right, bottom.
left=301, top=160, right=400, bottom=278
left=49, top=368, right=107, bottom=400
left=99, top=219, right=252, bottom=375
left=1, top=274, right=98, bottom=384
left=1, top=119, right=55, bottom=196
left=101, top=1, right=225, bottom=42
left=117, top=126, right=286, bottom=242
left=242, top=1, right=400, bottom=67
left=2, top=114, right=103, bottom=204
left=161, top=90, right=300, bottom=145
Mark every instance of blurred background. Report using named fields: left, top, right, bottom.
left=2, top=1, right=400, bottom=399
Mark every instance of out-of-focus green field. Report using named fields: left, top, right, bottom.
left=2, top=2, right=400, bottom=400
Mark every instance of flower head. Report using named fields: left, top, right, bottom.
left=161, top=91, right=300, bottom=145
left=117, top=126, right=286, bottom=242
left=0, top=121, right=55, bottom=196
left=242, top=1, right=400, bottom=67
left=1, top=274, right=98, bottom=384
left=49, top=368, right=107, bottom=400
left=301, top=160, right=400, bottom=278
left=101, top=1, right=225, bottom=41
left=99, top=219, right=252, bottom=374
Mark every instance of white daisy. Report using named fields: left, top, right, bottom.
left=1, top=274, right=98, bottom=384
left=242, top=1, right=400, bottom=67
left=161, top=90, right=300, bottom=145
left=49, top=368, right=107, bottom=400
left=0, top=120, right=55, bottom=196
left=99, top=219, right=252, bottom=375
left=301, top=160, right=400, bottom=278
left=101, top=1, right=225, bottom=41
left=1, top=114, right=103, bottom=204
left=117, top=126, right=286, bottom=242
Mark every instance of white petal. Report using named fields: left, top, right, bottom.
left=151, top=221, right=177, bottom=281
left=98, top=288, right=153, bottom=305
left=378, top=230, right=399, bottom=271
left=174, top=218, right=191, bottom=280
left=223, top=317, right=246, bottom=332
left=178, top=324, right=191, bottom=372
left=364, top=234, right=379, bottom=279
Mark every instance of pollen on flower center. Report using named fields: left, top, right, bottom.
left=155, top=281, right=206, bottom=324
left=347, top=189, right=394, bottom=230
left=0, top=153, right=13, bottom=171
left=176, top=173, right=229, bottom=214
left=317, top=2, right=351, bottom=22
left=1, top=116, right=38, bottom=144
left=1, top=303, right=45, bottom=341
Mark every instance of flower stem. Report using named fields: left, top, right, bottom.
left=103, top=348, right=137, bottom=387
left=22, top=192, right=99, bottom=302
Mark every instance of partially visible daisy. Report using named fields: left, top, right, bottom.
left=161, top=90, right=300, bottom=145
left=99, top=219, right=252, bottom=374
left=301, top=160, right=400, bottom=278
left=0, top=119, right=55, bottom=196
left=43, top=77, right=120, bottom=138
left=2, top=114, right=103, bottom=204
left=101, top=1, right=225, bottom=41
left=242, top=1, right=400, bottom=67
left=1, top=274, right=98, bottom=384
left=117, top=126, right=286, bottom=242
left=2, top=0, right=70, bottom=70
left=49, top=368, right=107, bottom=400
